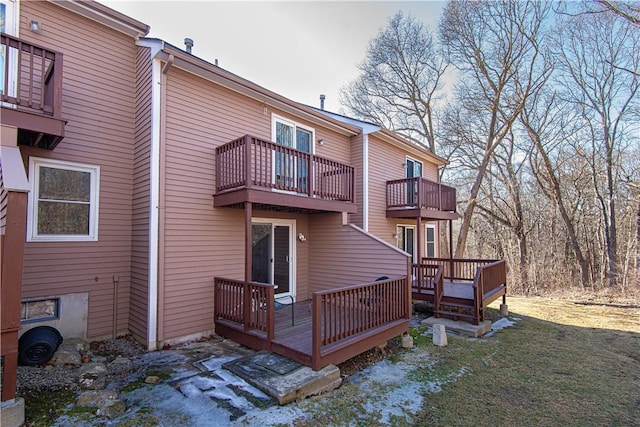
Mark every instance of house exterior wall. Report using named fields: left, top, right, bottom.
left=349, top=133, right=364, bottom=228
left=366, top=134, right=441, bottom=257
left=17, top=1, right=139, bottom=339
left=308, top=213, right=409, bottom=292
left=129, top=46, right=153, bottom=340
left=155, top=63, right=358, bottom=342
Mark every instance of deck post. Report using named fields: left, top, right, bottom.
left=307, top=153, right=313, bottom=197
left=311, top=294, right=322, bottom=371
left=244, top=135, right=252, bottom=188
left=245, top=202, right=252, bottom=283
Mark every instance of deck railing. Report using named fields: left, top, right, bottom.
left=386, top=177, right=456, bottom=212
left=216, top=135, right=354, bottom=202
left=214, top=277, right=275, bottom=340
left=421, top=257, right=498, bottom=282
left=1, top=33, right=63, bottom=119
left=311, top=276, right=410, bottom=364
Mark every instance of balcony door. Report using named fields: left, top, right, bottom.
left=397, top=225, right=417, bottom=263
left=273, top=116, right=313, bottom=192
left=0, top=0, right=18, bottom=100
left=406, top=157, right=422, bottom=205
left=251, top=219, right=296, bottom=298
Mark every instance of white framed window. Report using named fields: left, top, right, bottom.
left=271, top=115, right=314, bottom=154
left=27, top=157, right=100, bottom=242
left=425, top=224, right=437, bottom=258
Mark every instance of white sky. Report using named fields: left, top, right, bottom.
left=101, top=1, right=446, bottom=112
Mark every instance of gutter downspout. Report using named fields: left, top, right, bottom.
left=147, top=57, right=162, bottom=351
left=362, top=134, right=369, bottom=232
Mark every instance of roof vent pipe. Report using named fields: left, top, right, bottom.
left=184, top=38, right=194, bottom=54
left=320, top=94, right=325, bottom=110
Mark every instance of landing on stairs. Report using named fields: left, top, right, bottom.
left=223, top=352, right=341, bottom=405
left=422, top=317, right=492, bottom=338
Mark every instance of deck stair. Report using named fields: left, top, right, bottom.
left=412, top=258, right=507, bottom=325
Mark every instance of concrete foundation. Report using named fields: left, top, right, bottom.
left=422, top=316, right=492, bottom=338
left=1, top=398, right=25, bottom=427
left=223, top=352, right=342, bottom=405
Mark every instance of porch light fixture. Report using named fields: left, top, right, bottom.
left=30, top=20, right=41, bottom=33
left=318, top=139, right=324, bottom=146
left=298, top=233, right=307, bottom=242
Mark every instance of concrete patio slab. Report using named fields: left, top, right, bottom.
left=421, top=317, right=492, bottom=338
left=223, top=352, right=342, bottom=405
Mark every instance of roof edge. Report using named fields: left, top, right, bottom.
left=139, top=39, right=360, bottom=138
left=49, top=0, right=150, bottom=38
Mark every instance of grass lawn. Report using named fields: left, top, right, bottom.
left=292, top=296, right=640, bottom=426
left=421, top=297, right=640, bottom=426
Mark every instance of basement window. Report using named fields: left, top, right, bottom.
left=21, top=298, right=60, bottom=323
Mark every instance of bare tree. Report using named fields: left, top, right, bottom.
left=593, top=0, right=640, bottom=25
left=339, top=11, right=448, bottom=152
left=439, top=0, right=552, bottom=257
left=554, top=10, right=640, bottom=286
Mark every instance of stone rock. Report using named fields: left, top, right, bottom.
left=96, top=399, right=126, bottom=418
left=51, top=348, right=82, bottom=366
left=76, top=389, right=118, bottom=407
left=110, top=356, right=132, bottom=367
left=77, top=390, right=125, bottom=418
left=78, top=362, right=108, bottom=390
left=144, top=376, right=161, bottom=384
left=401, top=334, right=414, bottom=349
left=62, top=338, right=89, bottom=352
left=432, top=324, right=448, bottom=347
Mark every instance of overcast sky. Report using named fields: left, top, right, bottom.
left=101, top=1, right=446, bottom=112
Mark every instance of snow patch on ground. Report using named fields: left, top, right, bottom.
left=483, top=317, right=517, bottom=337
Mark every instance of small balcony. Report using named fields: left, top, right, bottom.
left=214, top=135, right=356, bottom=213
left=1, top=33, right=65, bottom=149
left=386, top=177, right=458, bottom=220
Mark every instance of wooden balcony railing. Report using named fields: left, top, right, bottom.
left=420, top=257, right=499, bottom=281
left=1, top=33, right=63, bottom=119
left=386, top=177, right=456, bottom=212
left=214, top=277, right=275, bottom=341
left=216, top=135, right=354, bottom=202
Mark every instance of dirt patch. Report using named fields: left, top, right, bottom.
left=337, top=338, right=404, bottom=377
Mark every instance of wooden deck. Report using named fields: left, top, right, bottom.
left=213, top=135, right=356, bottom=213
left=411, top=258, right=507, bottom=324
left=214, top=276, right=410, bottom=370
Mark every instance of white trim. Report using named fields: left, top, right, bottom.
left=348, top=223, right=410, bottom=257
left=147, top=58, right=162, bottom=351
left=396, top=224, right=417, bottom=263
left=425, top=224, right=437, bottom=258
left=271, top=114, right=315, bottom=153
left=0, top=0, right=18, bottom=35
left=27, top=157, right=100, bottom=242
left=362, top=134, right=369, bottom=232
left=251, top=218, right=297, bottom=300
left=0, top=146, right=29, bottom=192
left=406, top=156, right=423, bottom=178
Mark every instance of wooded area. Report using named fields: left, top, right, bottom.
left=340, top=1, right=639, bottom=295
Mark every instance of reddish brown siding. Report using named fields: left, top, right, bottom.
left=158, top=66, right=350, bottom=341
left=308, top=213, right=409, bottom=292
left=367, top=134, right=440, bottom=249
left=0, top=161, right=6, bottom=235
left=349, top=133, right=364, bottom=228
left=129, top=46, right=153, bottom=340
left=18, top=1, right=138, bottom=338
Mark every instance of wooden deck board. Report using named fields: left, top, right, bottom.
left=216, top=299, right=407, bottom=368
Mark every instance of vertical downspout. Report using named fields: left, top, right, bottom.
left=147, top=57, right=162, bottom=351
left=362, top=134, right=369, bottom=232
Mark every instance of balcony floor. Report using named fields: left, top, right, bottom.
left=214, top=187, right=357, bottom=214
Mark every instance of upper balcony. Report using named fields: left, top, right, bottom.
left=214, top=135, right=356, bottom=213
left=1, top=33, right=65, bottom=149
left=386, top=177, right=458, bottom=220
